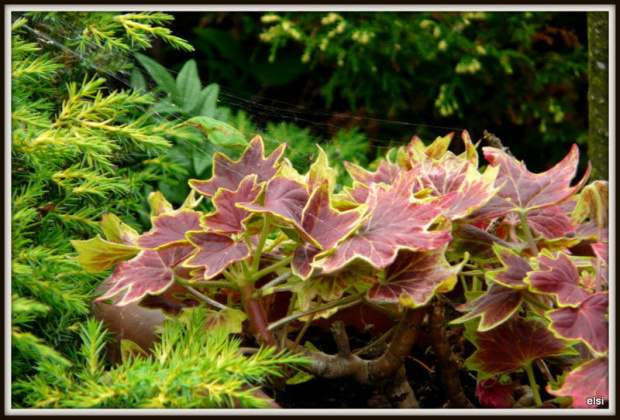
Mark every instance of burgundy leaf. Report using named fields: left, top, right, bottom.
left=591, top=243, right=608, bottom=266
left=547, top=292, right=608, bottom=355
left=452, top=283, right=524, bottom=331
left=466, top=317, right=577, bottom=378
left=289, top=182, right=366, bottom=277
left=368, top=248, right=461, bottom=308
left=201, top=175, right=261, bottom=233
left=546, top=356, right=609, bottom=408
left=314, top=170, right=454, bottom=272
left=592, top=243, right=609, bottom=286
left=342, top=182, right=371, bottom=204
left=525, top=206, right=575, bottom=239
left=468, top=144, right=591, bottom=221
left=301, top=181, right=366, bottom=250
left=525, top=252, right=590, bottom=307
left=487, top=246, right=532, bottom=289
left=239, top=176, right=309, bottom=232
left=292, top=244, right=321, bottom=278
left=137, top=210, right=203, bottom=250
left=189, top=135, right=285, bottom=197
left=96, top=246, right=194, bottom=306
left=476, top=377, right=520, bottom=408
left=184, top=231, right=251, bottom=280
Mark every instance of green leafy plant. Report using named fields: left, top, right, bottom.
left=14, top=309, right=308, bottom=408
left=74, top=129, right=608, bottom=408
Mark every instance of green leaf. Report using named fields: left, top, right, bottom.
left=286, top=369, right=315, bottom=385
left=199, top=83, right=220, bottom=117
left=134, top=53, right=178, bottom=99
left=130, top=68, right=147, bottom=91
left=186, top=116, right=248, bottom=148
left=71, top=235, right=139, bottom=273
left=176, top=59, right=202, bottom=114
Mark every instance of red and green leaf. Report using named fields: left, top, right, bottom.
left=546, top=356, right=609, bottom=408
left=547, top=292, right=608, bottom=355
left=465, top=317, right=578, bottom=379
left=523, top=206, right=574, bottom=239
left=147, top=191, right=174, bottom=217
left=487, top=245, right=532, bottom=289
left=407, top=133, right=454, bottom=165
left=201, top=175, right=261, bottom=233
left=189, top=135, right=285, bottom=197
left=417, top=158, right=500, bottom=219
left=137, top=210, right=203, bottom=250
left=95, top=246, right=195, bottom=306
left=239, top=176, right=310, bottom=236
left=452, top=283, right=525, bottom=331
left=468, top=144, right=591, bottom=221
left=292, top=182, right=366, bottom=277
left=314, top=170, right=454, bottom=273
left=368, top=248, right=463, bottom=308
left=184, top=231, right=251, bottom=280
left=525, top=252, right=590, bottom=307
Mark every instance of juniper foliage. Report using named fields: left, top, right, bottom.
left=10, top=11, right=306, bottom=408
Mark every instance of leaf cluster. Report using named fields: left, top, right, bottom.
left=75, top=128, right=608, bottom=408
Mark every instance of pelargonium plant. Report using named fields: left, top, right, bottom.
left=73, top=130, right=608, bottom=409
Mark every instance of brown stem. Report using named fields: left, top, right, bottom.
left=429, top=296, right=475, bottom=408
left=367, top=307, right=426, bottom=382
left=283, top=306, right=427, bottom=386
left=239, top=281, right=277, bottom=348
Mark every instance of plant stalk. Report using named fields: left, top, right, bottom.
left=267, top=292, right=365, bottom=331
left=251, top=213, right=272, bottom=273
left=518, top=211, right=539, bottom=256
left=238, top=279, right=277, bottom=348
left=524, top=362, right=543, bottom=406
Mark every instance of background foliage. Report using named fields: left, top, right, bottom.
left=162, top=11, right=590, bottom=173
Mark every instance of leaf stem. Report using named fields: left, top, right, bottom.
left=524, top=362, right=543, bottom=406
left=472, top=276, right=482, bottom=292
left=260, top=271, right=293, bottom=292
left=518, top=211, right=539, bottom=256
left=251, top=213, right=271, bottom=273
left=182, top=285, right=231, bottom=311
left=460, top=275, right=469, bottom=294
left=523, top=293, right=551, bottom=311
left=267, top=292, right=365, bottom=331
left=176, top=278, right=237, bottom=290
left=251, top=256, right=293, bottom=282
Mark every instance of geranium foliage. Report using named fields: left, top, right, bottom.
left=73, top=130, right=608, bottom=409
